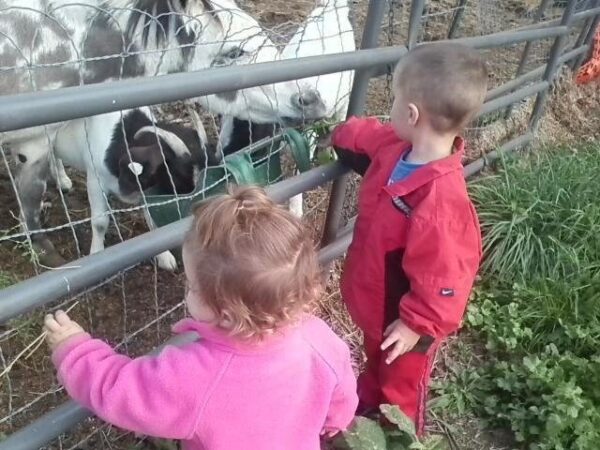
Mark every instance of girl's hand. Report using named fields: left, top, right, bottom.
left=320, top=427, right=340, bottom=438
left=44, top=310, right=86, bottom=351
left=380, top=319, right=421, bottom=364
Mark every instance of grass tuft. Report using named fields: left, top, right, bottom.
left=433, top=144, right=600, bottom=449
left=469, top=146, right=600, bottom=281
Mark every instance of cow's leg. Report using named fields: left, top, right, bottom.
left=143, top=208, right=177, bottom=271
left=13, top=139, right=65, bottom=266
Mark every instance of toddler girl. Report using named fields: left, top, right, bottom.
left=44, top=185, right=358, bottom=450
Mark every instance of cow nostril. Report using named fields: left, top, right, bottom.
left=295, top=90, right=321, bottom=109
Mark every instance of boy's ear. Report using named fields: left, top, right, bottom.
left=408, top=103, right=420, bottom=126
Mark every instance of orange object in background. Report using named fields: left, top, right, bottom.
left=576, top=24, right=600, bottom=84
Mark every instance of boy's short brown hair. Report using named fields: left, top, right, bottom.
left=394, top=42, right=488, bottom=133
left=183, top=185, right=322, bottom=338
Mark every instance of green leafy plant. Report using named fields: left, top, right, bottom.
left=434, top=145, right=600, bottom=449
left=304, top=120, right=338, bottom=166
left=473, top=347, right=600, bottom=448
left=467, top=273, right=600, bottom=356
left=464, top=274, right=600, bottom=448
left=329, top=405, right=445, bottom=450
left=430, top=360, right=490, bottom=416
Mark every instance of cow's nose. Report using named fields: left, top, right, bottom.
left=293, top=89, right=323, bottom=109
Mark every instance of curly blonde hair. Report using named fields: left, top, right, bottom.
left=183, top=185, right=322, bottom=339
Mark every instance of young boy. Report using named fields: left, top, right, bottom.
left=330, top=42, right=487, bottom=433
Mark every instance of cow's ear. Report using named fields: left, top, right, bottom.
left=120, top=145, right=162, bottom=177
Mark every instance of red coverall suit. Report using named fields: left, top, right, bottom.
left=332, top=117, right=482, bottom=433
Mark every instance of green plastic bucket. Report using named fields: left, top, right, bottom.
left=145, top=128, right=310, bottom=229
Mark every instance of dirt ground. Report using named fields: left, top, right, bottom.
left=1, top=1, right=599, bottom=449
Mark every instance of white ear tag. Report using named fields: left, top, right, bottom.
left=128, top=162, right=144, bottom=176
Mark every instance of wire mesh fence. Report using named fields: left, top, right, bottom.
left=0, top=1, right=355, bottom=447
left=0, top=0, right=356, bottom=263
left=0, top=0, right=598, bottom=448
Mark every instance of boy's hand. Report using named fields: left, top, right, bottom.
left=44, top=310, right=86, bottom=352
left=381, top=319, right=420, bottom=364
left=315, top=129, right=334, bottom=152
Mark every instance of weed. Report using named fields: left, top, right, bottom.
left=1, top=224, right=41, bottom=267
left=472, top=346, right=600, bottom=448
left=469, top=146, right=600, bottom=281
left=144, top=407, right=447, bottom=450
left=430, top=362, right=489, bottom=417
left=435, top=144, right=600, bottom=449
left=0, top=271, right=13, bottom=289
left=7, top=311, right=47, bottom=345
left=328, top=405, right=445, bottom=450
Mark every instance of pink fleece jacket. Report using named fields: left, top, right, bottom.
left=52, top=315, right=358, bottom=450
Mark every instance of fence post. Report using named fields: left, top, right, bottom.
left=320, top=0, right=388, bottom=248
left=571, top=0, right=600, bottom=70
left=408, top=0, right=426, bottom=49
left=504, top=0, right=553, bottom=119
left=528, top=0, right=579, bottom=131
left=447, top=0, right=468, bottom=39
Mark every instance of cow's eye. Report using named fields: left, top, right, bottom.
left=213, top=47, right=247, bottom=67
left=225, top=47, right=246, bottom=59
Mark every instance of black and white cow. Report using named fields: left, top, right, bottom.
left=51, top=106, right=216, bottom=269
left=218, top=0, right=355, bottom=217
left=0, top=0, right=327, bottom=264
